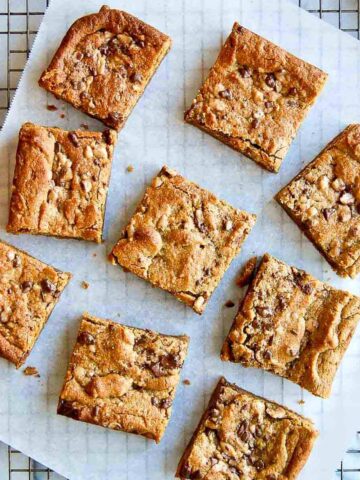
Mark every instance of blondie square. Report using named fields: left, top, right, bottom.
left=110, top=166, right=256, bottom=314
left=176, top=377, right=318, bottom=480
left=39, top=5, right=171, bottom=130
left=7, top=122, right=116, bottom=243
left=57, top=313, right=189, bottom=442
left=221, top=254, right=360, bottom=398
left=185, top=23, right=328, bottom=172
left=276, top=125, right=360, bottom=278
left=0, top=240, right=71, bottom=367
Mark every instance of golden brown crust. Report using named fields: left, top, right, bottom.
left=276, top=124, right=360, bottom=278
left=57, top=312, right=189, bottom=443
left=221, top=254, right=360, bottom=398
left=0, top=240, right=71, bottom=367
left=39, top=5, right=171, bottom=130
left=110, top=166, right=256, bottom=314
left=185, top=23, right=328, bottom=172
left=236, top=256, right=257, bottom=287
left=176, top=377, right=318, bottom=480
left=7, top=122, right=116, bottom=243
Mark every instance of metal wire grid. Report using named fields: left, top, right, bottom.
left=0, top=0, right=359, bottom=478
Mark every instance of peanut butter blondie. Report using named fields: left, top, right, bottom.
left=110, top=166, right=256, bottom=314
left=276, top=125, right=360, bottom=278
left=176, top=377, right=318, bottom=480
left=185, top=23, right=328, bottom=173
left=7, top=122, right=116, bottom=243
left=221, top=254, right=360, bottom=398
left=57, top=313, right=189, bottom=443
left=0, top=240, right=71, bottom=367
left=39, top=5, right=171, bottom=130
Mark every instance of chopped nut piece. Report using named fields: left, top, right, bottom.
left=81, top=281, right=89, bottom=290
left=182, top=379, right=191, bottom=385
left=236, top=256, right=257, bottom=287
left=126, top=165, right=134, bottom=173
left=46, top=104, right=58, bottom=111
left=58, top=313, right=189, bottom=443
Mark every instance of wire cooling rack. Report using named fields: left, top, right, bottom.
left=0, top=0, right=359, bottom=478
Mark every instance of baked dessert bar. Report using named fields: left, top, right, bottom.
left=185, top=23, right=328, bottom=173
left=7, top=122, right=116, bottom=243
left=39, top=5, right=171, bottom=130
left=176, top=377, right=318, bottom=480
left=0, top=240, right=71, bottom=367
left=110, top=166, right=256, bottom=314
left=221, top=254, right=360, bottom=398
left=276, top=125, right=360, bottom=278
left=57, top=313, right=189, bottom=443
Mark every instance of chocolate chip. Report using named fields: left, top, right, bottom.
left=264, top=101, right=273, bottom=109
left=75, top=51, right=84, bottom=61
left=263, top=350, right=272, bottom=360
left=151, top=397, right=160, bottom=407
left=77, top=331, right=95, bottom=345
left=239, top=65, right=251, bottom=78
left=21, top=281, right=33, bottom=293
left=54, top=142, right=61, bottom=154
left=57, top=400, right=81, bottom=419
left=252, top=319, right=260, bottom=329
left=68, top=132, right=79, bottom=147
left=135, top=38, right=145, bottom=48
left=251, top=118, right=260, bottom=129
left=41, top=279, right=56, bottom=293
left=322, top=207, right=335, bottom=220
left=265, top=73, right=276, bottom=89
left=160, top=353, right=180, bottom=369
left=255, top=460, right=265, bottom=471
left=288, top=87, right=297, bottom=96
left=300, top=283, right=312, bottom=295
left=219, top=89, right=233, bottom=100
left=224, top=300, right=235, bottom=308
left=107, top=112, right=122, bottom=127
left=103, top=129, right=113, bottom=145
left=130, top=72, right=143, bottom=83
left=238, top=420, right=249, bottom=441
left=12, top=255, right=21, bottom=268
left=160, top=397, right=172, bottom=409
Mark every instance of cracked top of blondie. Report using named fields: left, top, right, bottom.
left=39, top=5, right=171, bottom=130
left=185, top=23, right=328, bottom=172
left=7, top=122, right=116, bottom=243
left=58, top=313, right=189, bottom=442
left=110, top=166, right=256, bottom=314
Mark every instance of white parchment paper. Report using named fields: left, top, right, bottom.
left=0, top=0, right=359, bottom=478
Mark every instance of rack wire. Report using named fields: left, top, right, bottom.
left=0, top=0, right=359, bottom=478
